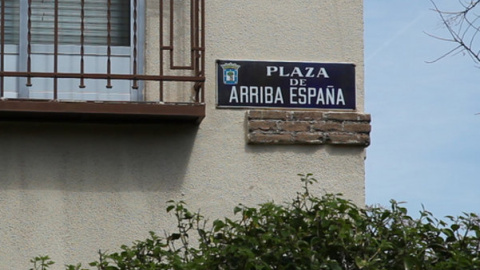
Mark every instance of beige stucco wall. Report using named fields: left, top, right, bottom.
left=0, top=1, right=365, bottom=269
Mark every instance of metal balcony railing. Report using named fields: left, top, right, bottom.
left=0, top=0, right=205, bottom=123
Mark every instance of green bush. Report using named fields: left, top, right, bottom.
left=31, top=174, right=480, bottom=269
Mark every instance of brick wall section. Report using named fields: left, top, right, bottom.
left=246, top=110, right=371, bottom=146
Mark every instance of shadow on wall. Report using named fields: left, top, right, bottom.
left=0, top=122, right=198, bottom=192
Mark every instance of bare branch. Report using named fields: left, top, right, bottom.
left=428, top=0, right=480, bottom=64
left=426, top=44, right=463, bottom=63
left=424, top=31, right=457, bottom=43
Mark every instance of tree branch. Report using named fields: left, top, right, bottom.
left=429, top=0, right=480, bottom=64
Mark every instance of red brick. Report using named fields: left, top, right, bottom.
left=324, top=112, right=371, bottom=122
left=247, top=132, right=294, bottom=144
left=343, top=122, right=371, bottom=133
left=326, top=133, right=370, bottom=146
left=312, top=121, right=343, bottom=132
left=295, top=132, right=324, bottom=144
left=247, top=110, right=262, bottom=119
left=280, top=121, right=310, bottom=132
left=291, top=111, right=325, bottom=121
left=247, top=110, right=288, bottom=120
left=248, top=120, right=279, bottom=132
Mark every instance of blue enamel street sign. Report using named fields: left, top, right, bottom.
left=216, top=60, right=356, bottom=110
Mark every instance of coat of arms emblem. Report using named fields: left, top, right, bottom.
left=221, top=63, right=241, bottom=85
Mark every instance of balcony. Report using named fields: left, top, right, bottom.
left=0, top=0, right=205, bottom=123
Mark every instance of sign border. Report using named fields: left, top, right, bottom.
left=215, top=59, right=357, bottom=110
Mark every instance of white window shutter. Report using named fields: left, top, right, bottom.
left=1, top=0, right=19, bottom=44
left=1, top=0, right=141, bottom=101
left=29, top=0, right=130, bottom=46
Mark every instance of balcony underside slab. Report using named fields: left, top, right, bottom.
left=0, top=99, right=205, bottom=124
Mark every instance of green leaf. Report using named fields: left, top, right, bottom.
left=166, top=205, right=175, bottom=212
left=169, top=233, right=181, bottom=241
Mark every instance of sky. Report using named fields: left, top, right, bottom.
left=365, top=0, right=480, bottom=219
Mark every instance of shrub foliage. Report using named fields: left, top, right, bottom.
left=32, top=174, right=480, bottom=269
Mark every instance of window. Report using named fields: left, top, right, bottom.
left=5, top=0, right=130, bottom=46
left=0, top=0, right=205, bottom=123
left=1, top=0, right=142, bottom=101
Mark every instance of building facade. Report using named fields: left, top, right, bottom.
left=0, top=0, right=368, bottom=268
